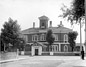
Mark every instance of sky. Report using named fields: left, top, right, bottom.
left=0, top=0, right=85, bottom=43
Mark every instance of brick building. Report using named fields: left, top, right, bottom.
left=21, top=15, right=73, bottom=55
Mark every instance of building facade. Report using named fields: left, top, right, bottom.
left=21, top=15, right=73, bottom=55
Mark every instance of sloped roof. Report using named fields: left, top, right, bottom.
left=21, top=26, right=73, bottom=34
left=32, top=41, right=47, bottom=47
left=38, top=15, right=49, bottom=20
left=76, top=43, right=84, bottom=46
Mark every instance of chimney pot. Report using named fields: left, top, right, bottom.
left=50, top=21, right=52, bottom=27
left=33, top=22, right=35, bottom=28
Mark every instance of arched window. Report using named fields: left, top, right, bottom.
left=64, top=34, right=68, bottom=42
left=53, top=34, right=58, bottom=41
left=64, top=45, right=68, bottom=52
left=40, top=34, right=45, bottom=41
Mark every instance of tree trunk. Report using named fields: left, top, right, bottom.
left=4, top=43, right=5, bottom=52
left=72, top=47, right=74, bottom=52
left=47, top=45, right=49, bottom=52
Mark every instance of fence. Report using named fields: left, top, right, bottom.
left=19, top=51, right=80, bottom=56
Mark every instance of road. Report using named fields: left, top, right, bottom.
left=0, top=56, right=85, bottom=67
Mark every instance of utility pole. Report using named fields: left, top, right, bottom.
left=85, top=0, right=86, bottom=52
left=80, top=18, right=82, bottom=54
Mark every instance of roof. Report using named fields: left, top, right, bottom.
left=32, top=41, right=47, bottom=47
left=76, top=43, right=84, bottom=46
left=21, top=26, right=73, bottom=34
left=38, top=15, right=49, bottom=20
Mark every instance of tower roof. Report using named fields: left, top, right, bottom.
left=38, top=15, right=49, bottom=20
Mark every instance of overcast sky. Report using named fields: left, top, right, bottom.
left=0, top=0, right=85, bottom=43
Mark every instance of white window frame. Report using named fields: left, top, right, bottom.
left=52, top=45, right=58, bottom=52
left=40, top=34, right=45, bottom=41
left=64, top=34, right=68, bottom=42
left=55, top=35, right=58, bottom=41
left=32, top=35, right=38, bottom=41
left=64, top=45, right=68, bottom=52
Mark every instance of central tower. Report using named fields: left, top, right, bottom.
left=39, top=15, right=49, bottom=29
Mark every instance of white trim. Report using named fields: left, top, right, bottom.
left=54, top=43, right=69, bottom=44
left=64, top=34, right=68, bottom=42
left=59, top=43, right=61, bottom=52
left=32, top=46, right=42, bottom=55
left=55, top=35, right=58, bottom=41
left=40, top=34, right=46, bottom=41
left=38, top=42, right=69, bottom=44
left=32, top=35, right=38, bottom=41
left=64, top=45, right=68, bottom=52
left=52, top=45, right=58, bottom=52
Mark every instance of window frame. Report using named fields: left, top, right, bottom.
left=64, top=45, right=68, bottom=52
left=32, top=34, right=38, bottom=41
left=64, top=34, right=68, bottom=42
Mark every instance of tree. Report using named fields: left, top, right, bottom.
left=46, top=29, right=55, bottom=51
left=17, top=38, right=26, bottom=51
left=0, top=35, right=4, bottom=51
left=60, top=0, right=85, bottom=24
left=1, top=18, right=22, bottom=51
left=68, top=32, right=78, bottom=52
left=59, top=0, right=86, bottom=53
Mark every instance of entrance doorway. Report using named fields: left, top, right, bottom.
left=35, top=49, right=38, bottom=55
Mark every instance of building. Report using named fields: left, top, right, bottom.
left=21, top=15, right=73, bottom=56
left=74, top=43, right=85, bottom=52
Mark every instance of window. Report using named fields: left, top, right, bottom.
left=52, top=45, right=58, bottom=52
left=32, top=35, right=38, bottom=41
left=24, top=35, right=28, bottom=42
left=42, top=47, right=46, bottom=52
left=41, top=22, right=45, bottom=28
left=64, top=34, right=68, bottom=42
left=40, top=34, right=46, bottom=41
left=53, top=34, right=58, bottom=41
left=42, top=22, right=45, bottom=26
left=64, top=45, right=68, bottom=52
left=55, top=35, right=58, bottom=41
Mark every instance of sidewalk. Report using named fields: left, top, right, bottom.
left=58, top=57, right=86, bottom=67
left=0, top=56, right=29, bottom=64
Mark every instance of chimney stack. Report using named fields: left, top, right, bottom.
left=50, top=21, right=52, bottom=27
left=33, top=22, right=35, bottom=28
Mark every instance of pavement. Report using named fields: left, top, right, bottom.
left=0, top=55, right=29, bottom=64
left=58, top=57, right=86, bottom=67
left=0, top=56, right=86, bottom=67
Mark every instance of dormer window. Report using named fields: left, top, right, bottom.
left=42, top=23, right=44, bottom=26
left=41, top=22, right=45, bottom=28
